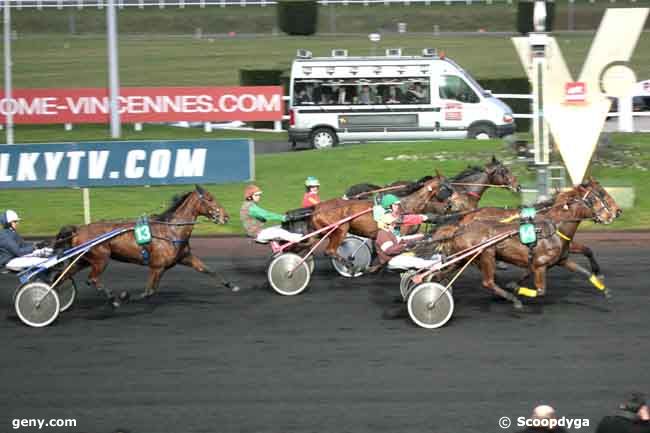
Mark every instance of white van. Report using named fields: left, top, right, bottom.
left=288, top=48, right=515, bottom=149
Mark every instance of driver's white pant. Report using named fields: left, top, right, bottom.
left=5, top=255, right=49, bottom=272
left=388, top=254, right=442, bottom=271
left=256, top=226, right=303, bottom=244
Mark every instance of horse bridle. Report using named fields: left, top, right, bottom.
left=433, top=180, right=454, bottom=202
left=196, top=190, right=225, bottom=224
left=489, top=164, right=519, bottom=192
left=580, top=186, right=614, bottom=223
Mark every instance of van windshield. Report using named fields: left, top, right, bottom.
left=444, top=59, right=489, bottom=97
left=292, top=77, right=431, bottom=106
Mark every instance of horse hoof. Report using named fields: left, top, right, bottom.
left=109, top=297, right=121, bottom=309
left=119, top=291, right=130, bottom=303
left=513, top=299, right=524, bottom=310
left=138, top=291, right=153, bottom=300
left=225, top=282, right=240, bottom=292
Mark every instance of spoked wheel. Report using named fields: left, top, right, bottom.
left=399, top=269, right=419, bottom=301
left=331, top=235, right=372, bottom=278
left=407, top=282, right=454, bottom=329
left=267, top=253, right=311, bottom=296
left=56, top=278, right=77, bottom=312
left=14, top=282, right=61, bottom=328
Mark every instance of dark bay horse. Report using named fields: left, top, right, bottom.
left=416, top=179, right=621, bottom=309
left=54, top=185, right=239, bottom=306
left=450, top=178, right=619, bottom=278
left=343, top=156, right=519, bottom=214
left=286, top=175, right=457, bottom=264
left=447, top=156, right=521, bottom=211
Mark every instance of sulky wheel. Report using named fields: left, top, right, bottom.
left=305, top=255, right=315, bottom=274
left=14, top=281, right=61, bottom=328
left=56, top=278, right=77, bottom=313
left=399, top=269, right=419, bottom=301
left=331, top=235, right=372, bottom=278
left=407, top=282, right=454, bottom=329
left=267, top=253, right=311, bottom=296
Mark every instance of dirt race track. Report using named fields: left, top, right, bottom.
left=1, top=235, right=648, bottom=433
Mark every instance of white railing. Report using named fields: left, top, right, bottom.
left=5, top=0, right=525, bottom=8
left=6, top=0, right=643, bottom=7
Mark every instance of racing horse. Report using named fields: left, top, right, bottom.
left=343, top=156, right=520, bottom=213
left=448, top=178, right=616, bottom=279
left=54, top=185, right=239, bottom=306
left=415, top=178, right=621, bottom=308
left=285, top=174, right=459, bottom=265
left=446, top=156, right=521, bottom=211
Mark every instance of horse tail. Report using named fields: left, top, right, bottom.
left=54, top=225, right=78, bottom=250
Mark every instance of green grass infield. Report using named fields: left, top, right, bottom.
left=1, top=131, right=648, bottom=237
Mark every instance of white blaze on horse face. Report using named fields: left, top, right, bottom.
left=512, top=8, right=649, bottom=185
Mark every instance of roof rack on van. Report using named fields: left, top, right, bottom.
left=422, top=48, right=438, bottom=57
left=296, top=49, right=312, bottom=59
left=385, top=48, right=402, bottom=57
left=331, top=49, right=348, bottom=57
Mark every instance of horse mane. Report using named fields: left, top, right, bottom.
left=155, top=191, right=193, bottom=221
left=451, top=166, right=483, bottom=182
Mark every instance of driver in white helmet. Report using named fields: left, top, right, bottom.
left=0, top=210, right=53, bottom=271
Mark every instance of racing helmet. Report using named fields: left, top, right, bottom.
left=4, top=209, right=20, bottom=224
left=305, top=176, right=320, bottom=187
left=244, top=185, right=262, bottom=199
left=380, top=194, right=400, bottom=209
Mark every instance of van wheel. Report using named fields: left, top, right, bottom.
left=310, top=128, right=338, bottom=149
left=468, top=124, right=496, bottom=140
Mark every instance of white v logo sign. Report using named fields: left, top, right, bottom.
left=513, top=8, right=648, bottom=184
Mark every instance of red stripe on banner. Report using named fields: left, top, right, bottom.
left=0, top=86, right=284, bottom=124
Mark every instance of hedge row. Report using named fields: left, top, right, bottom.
left=277, top=0, right=319, bottom=36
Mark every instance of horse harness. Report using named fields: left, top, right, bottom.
left=134, top=217, right=195, bottom=265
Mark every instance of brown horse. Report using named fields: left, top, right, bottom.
left=287, top=175, right=458, bottom=264
left=343, top=157, right=520, bottom=214
left=450, top=178, right=618, bottom=278
left=416, top=178, right=621, bottom=309
left=54, top=185, right=239, bottom=306
left=446, top=156, right=521, bottom=212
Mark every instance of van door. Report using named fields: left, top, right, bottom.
left=437, top=74, right=486, bottom=137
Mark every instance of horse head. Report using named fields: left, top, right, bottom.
left=194, top=185, right=229, bottom=224
left=423, top=172, right=461, bottom=213
left=577, top=177, right=621, bottom=225
left=486, top=156, right=521, bottom=193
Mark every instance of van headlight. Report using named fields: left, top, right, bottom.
left=503, top=113, right=514, bottom=123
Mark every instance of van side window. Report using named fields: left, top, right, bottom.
left=439, top=75, right=479, bottom=104
left=292, top=77, right=430, bottom=106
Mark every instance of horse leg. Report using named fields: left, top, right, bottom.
left=139, top=267, right=166, bottom=299
left=323, top=224, right=349, bottom=259
left=532, top=266, right=547, bottom=296
left=86, top=256, right=120, bottom=308
left=324, top=225, right=360, bottom=272
left=478, top=250, right=522, bottom=309
left=179, top=253, right=240, bottom=292
left=569, top=241, right=603, bottom=279
left=560, top=258, right=608, bottom=296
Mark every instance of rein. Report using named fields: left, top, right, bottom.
left=450, top=182, right=512, bottom=188
left=346, top=184, right=409, bottom=199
